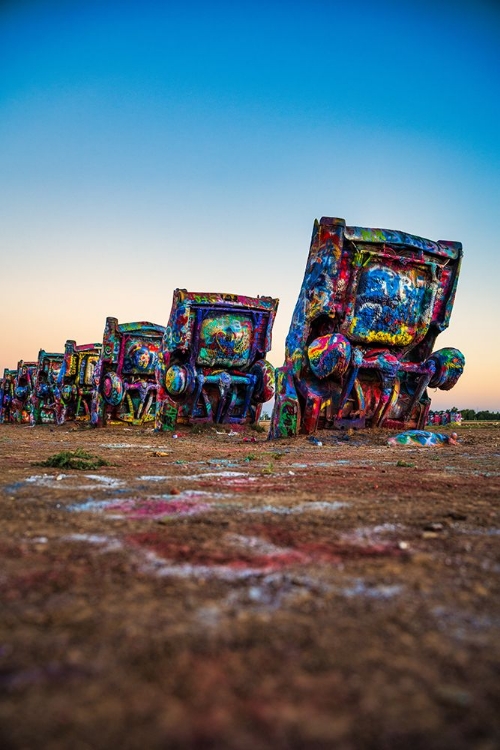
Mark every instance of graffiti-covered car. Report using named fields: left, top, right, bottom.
left=54, top=340, right=102, bottom=424
left=270, top=216, right=465, bottom=437
left=10, top=360, right=38, bottom=423
left=155, top=289, right=279, bottom=430
left=91, top=317, right=165, bottom=426
left=0, top=368, right=16, bottom=423
left=30, top=349, right=65, bottom=425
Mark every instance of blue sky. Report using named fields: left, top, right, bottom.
left=1, top=0, right=499, bottom=409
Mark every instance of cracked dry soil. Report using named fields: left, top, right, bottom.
left=0, top=422, right=499, bottom=750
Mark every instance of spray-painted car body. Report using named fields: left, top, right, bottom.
left=91, top=317, right=165, bottom=426
left=270, top=217, right=465, bottom=437
left=10, top=360, right=38, bottom=423
left=30, top=350, right=65, bottom=424
left=54, top=340, right=102, bottom=424
left=0, top=368, right=17, bottom=423
left=156, top=289, right=279, bottom=430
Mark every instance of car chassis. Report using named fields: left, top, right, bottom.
left=270, top=217, right=465, bottom=437
left=155, top=289, right=278, bottom=430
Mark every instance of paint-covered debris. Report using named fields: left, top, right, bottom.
left=270, top=216, right=465, bottom=438
left=387, top=430, right=459, bottom=447
left=307, top=436, right=323, bottom=446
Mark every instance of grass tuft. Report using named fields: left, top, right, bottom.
left=39, top=449, right=109, bottom=470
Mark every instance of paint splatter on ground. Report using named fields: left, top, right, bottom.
left=69, top=494, right=215, bottom=520
left=0, top=423, right=499, bottom=750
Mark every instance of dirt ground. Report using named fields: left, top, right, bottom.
left=0, top=421, right=498, bottom=750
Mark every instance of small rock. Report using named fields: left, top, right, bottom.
left=436, top=684, right=472, bottom=707
left=445, top=511, right=467, bottom=521
left=424, top=522, right=444, bottom=532
left=473, top=583, right=489, bottom=597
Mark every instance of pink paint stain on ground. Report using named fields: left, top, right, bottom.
left=231, top=524, right=408, bottom=564
left=126, top=532, right=307, bottom=571
left=125, top=527, right=407, bottom=577
left=104, top=497, right=212, bottom=520
left=194, top=479, right=279, bottom=493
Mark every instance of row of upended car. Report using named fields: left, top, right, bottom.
left=0, top=217, right=466, bottom=437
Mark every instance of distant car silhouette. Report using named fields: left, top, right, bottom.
left=155, top=289, right=278, bottom=430
left=270, top=216, right=465, bottom=437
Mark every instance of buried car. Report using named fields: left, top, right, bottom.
left=0, top=368, right=17, bottom=423
left=91, top=317, right=165, bottom=426
left=30, top=349, right=65, bottom=424
left=270, top=216, right=465, bottom=437
left=54, top=339, right=102, bottom=424
left=10, top=360, right=38, bottom=423
left=155, top=289, right=279, bottom=430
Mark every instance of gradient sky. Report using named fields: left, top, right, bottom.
left=1, top=0, right=499, bottom=410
